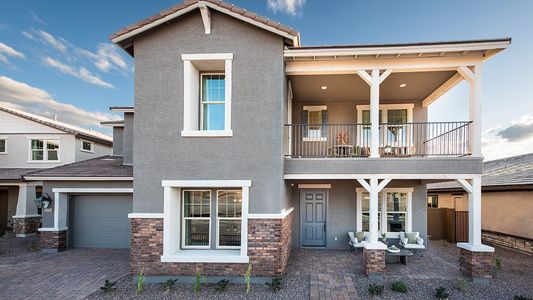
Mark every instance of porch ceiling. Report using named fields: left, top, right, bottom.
left=289, top=71, right=456, bottom=103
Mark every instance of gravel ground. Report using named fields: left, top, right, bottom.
left=0, top=231, right=44, bottom=264
left=354, top=243, right=533, bottom=300
left=85, top=274, right=309, bottom=300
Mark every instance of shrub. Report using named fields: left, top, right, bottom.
left=135, top=265, right=145, bottom=295
left=455, top=278, right=470, bottom=292
left=390, top=281, right=408, bottom=293
left=495, top=256, right=503, bottom=270
left=266, top=277, right=283, bottom=292
left=100, top=280, right=116, bottom=293
left=194, top=268, right=205, bottom=294
left=368, top=283, right=384, bottom=296
left=216, top=279, right=229, bottom=293
left=435, top=287, right=449, bottom=299
left=244, top=263, right=252, bottom=293
left=161, top=278, right=178, bottom=292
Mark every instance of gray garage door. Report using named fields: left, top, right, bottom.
left=70, top=194, right=132, bottom=248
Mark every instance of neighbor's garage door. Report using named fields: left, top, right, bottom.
left=70, top=194, right=132, bottom=248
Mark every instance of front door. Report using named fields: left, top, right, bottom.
left=300, top=189, right=327, bottom=247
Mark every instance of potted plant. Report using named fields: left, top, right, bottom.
left=381, top=232, right=387, bottom=244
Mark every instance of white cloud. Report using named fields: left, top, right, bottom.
left=76, top=43, right=128, bottom=73
left=36, top=29, right=67, bottom=52
left=0, top=42, right=26, bottom=59
left=0, top=75, right=118, bottom=131
left=267, top=0, right=306, bottom=15
left=29, top=11, right=45, bottom=24
left=0, top=53, right=7, bottom=64
left=21, top=30, right=37, bottom=41
left=43, top=56, right=115, bottom=89
left=482, top=114, right=533, bottom=161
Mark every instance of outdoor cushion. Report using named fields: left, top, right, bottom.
left=416, top=236, right=424, bottom=245
left=406, top=232, right=418, bottom=244
left=348, top=232, right=358, bottom=244
left=355, top=231, right=366, bottom=242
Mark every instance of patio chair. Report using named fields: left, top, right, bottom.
left=399, top=232, right=425, bottom=256
left=348, top=231, right=366, bottom=254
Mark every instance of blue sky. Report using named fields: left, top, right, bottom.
left=0, top=0, right=532, bottom=160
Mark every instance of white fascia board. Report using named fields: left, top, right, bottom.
left=25, top=177, right=133, bottom=181
left=284, top=40, right=510, bottom=58
left=284, top=174, right=479, bottom=180
left=181, top=53, right=233, bottom=61
left=162, top=180, right=252, bottom=188
left=109, top=108, right=134, bottom=113
left=52, top=188, right=133, bottom=193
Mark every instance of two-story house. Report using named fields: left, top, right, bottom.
left=35, top=0, right=509, bottom=283
left=0, top=105, right=113, bottom=237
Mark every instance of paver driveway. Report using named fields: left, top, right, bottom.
left=0, top=248, right=129, bottom=300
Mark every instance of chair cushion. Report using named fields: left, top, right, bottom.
left=348, top=232, right=357, bottom=244
left=404, top=243, right=425, bottom=250
left=406, top=232, right=418, bottom=244
left=355, top=231, right=366, bottom=242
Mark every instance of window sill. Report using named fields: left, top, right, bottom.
left=80, top=149, right=95, bottom=154
left=161, top=250, right=249, bottom=263
left=27, top=160, right=61, bottom=164
left=181, top=130, right=233, bottom=137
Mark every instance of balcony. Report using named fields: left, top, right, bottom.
left=286, top=121, right=472, bottom=158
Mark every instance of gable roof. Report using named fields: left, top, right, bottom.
left=110, top=0, right=300, bottom=55
left=0, top=105, right=113, bottom=145
left=24, top=155, right=133, bottom=179
left=428, top=153, right=533, bottom=191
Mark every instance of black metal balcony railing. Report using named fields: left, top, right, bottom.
left=286, top=121, right=472, bottom=158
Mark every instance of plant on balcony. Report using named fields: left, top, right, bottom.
left=336, top=131, right=349, bottom=145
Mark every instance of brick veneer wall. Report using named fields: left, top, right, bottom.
left=40, top=230, right=67, bottom=251
left=130, top=210, right=293, bottom=277
left=459, top=248, right=494, bottom=280
left=13, top=216, right=41, bottom=236
left=362, top=248, right=385, bottom=276
left=482, top=230, right=533, bottom=255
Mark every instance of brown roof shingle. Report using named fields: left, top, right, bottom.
left=24, top=156, right=133, bottom=179
left=0, top=168, right=41, bottom=181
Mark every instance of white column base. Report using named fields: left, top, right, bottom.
left=363, top=241, right=388, bottom=250
left=457, top=243, right=494, bottom=252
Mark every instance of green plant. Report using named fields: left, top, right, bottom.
left=161, top=278, right=178, bottom=292
left=390, top=281, right=408, bottom=293
left=244, top=263, right=252, bottom=294
left=216, top=279, right=229, bottom=292
left=455, top=278, right=470, bottom=292
left=100, top=280, right=116, bottom=293
left=266, top=277, right=283, bottom=292
left=136, top=265, right=145, bottom=295
left=514, top=295, right=533, bottom=300
left=495, top=256, right=503, bottom=270
left=194, top=268, right=205, bottom=294
left=368, top=283, right=384, bottom=296
left=435, top=287, right=449, bottom=299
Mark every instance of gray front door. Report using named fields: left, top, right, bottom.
left=300, top=189, right=327, bottom=247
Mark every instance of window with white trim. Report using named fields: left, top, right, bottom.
left=81, top=140, right=94, bottom=152
left=217, top=190, right=242, bottom=248
left=182, top=190, right=211, bottom=248
left=302, top=105, right=328, bottom=141
left=357, top=188, right=412, bottom=235
left=0, top=138, right=6, bottom=154
left=385, top=192, right=407, bottom=232
left=360, top=192, right=382, bottom=231
left=29, top=139, right=60, bottom=162
left=181, top=53, right=233, bottom=137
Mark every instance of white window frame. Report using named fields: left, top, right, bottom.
left=356, top=187, right=413, bottom=238
left=181, top=189, right=212, bottom=250
left=356, top=104, right=414, bottom=148
left=27, top=138, right=61, bottom=163
left=200, top=73, right=226, bottom=131
left=80, top=140, right=94, bottom=153
left=216, top=189, right=242, bottom=250
left=303, top=105, right=327, bottom=142
left=0, top=136, right=7, bottom=154
left=181, top=53, right=233, bottom=137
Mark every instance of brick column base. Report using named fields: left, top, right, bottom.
left=13, top=216, right=41, bottom=237
left=459, top=248, right=494, bottom=284
left=40, top=230, right=67, bottom=253
left=363, top=248, right=385, bottom=278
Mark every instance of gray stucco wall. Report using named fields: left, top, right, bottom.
left=123, top=113, right=134, bottom=164
left=41, top=180, right=133, bottom=228
left=133, top=11, right=285, bottom=213
left=74, top=137, right=112, bottom=162
left=290, top=180, right=427, bottom=249
left=112, top=127, right=124, bottom=156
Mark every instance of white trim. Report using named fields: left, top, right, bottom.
left=162, top=180, right=252, bottom=188
left=80, top=139, right=94, bottom=153
left=128, top=213, right=164, bottom=219
left=0, top=136, right=7, bottom=154
left=109, top=107, right=134, bottom=113
left=356, top=188, right=414, bottom=193
left=457, top=242, right=494, bottom=252
left=198, top=1, right=211, bottom=35
left=422, top=72, right=464, bottom=107
left=356, top=103, right=415, bottom=111
left=303, top=105, right=327, bottom=111
left=182, top=53, right=233, bottom=61
left=284, top=173, right=480, bottom=180
left=215, top=189, right=242, bottom=250
left=25, top=177, right=133, bottom=181
left=248, top=207, right=294, bottom=219
left=298, top=184, right=331, bottom=189
left=12, top=214, right=41, bottom=219
left=181, top=130, right=233, bottom=137
left=363, top=241, right=388, bottom=250
left=52, top=188, right=133, bottom=193
left=161, top=250, right=249, bottom=263
left=38, top=227, right=68, bottom=232
left=28, top=138, right=61, bottom=163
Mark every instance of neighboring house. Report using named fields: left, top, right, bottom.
left=428, top=153, right=533, bottom=255
left=34, top=0, right=510, bottom=283
left=0, top=105, right=113, bottom=236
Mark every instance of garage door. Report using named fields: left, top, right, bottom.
left=70, top=195, right=132, bottom=248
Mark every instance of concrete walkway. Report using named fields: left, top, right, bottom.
left=0, top=248, right=129, bottom=300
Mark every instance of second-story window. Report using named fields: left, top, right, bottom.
left=301, top=105, right=328, bottom=140
left=0, top=138, right=6, bottom=154
left=81, top=140, right=94, bottom=152
left=30, top=139, right=60, bottom=162
left=201, top=74, right=225, bottom=131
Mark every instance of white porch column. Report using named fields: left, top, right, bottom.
left=370, top=69, right=380, bottom=158
left=469, top=177, right=482, bottom=245
left=368, top=178, right=379, bottom=243
left=14, top=183, right=39, bottom=217
left=53, top=192, right=69, bottom=230
left=380, top=191, right=387, bottom=234
left=470, top=63, right=483, bottom=157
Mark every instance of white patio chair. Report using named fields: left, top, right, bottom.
left=348, top=231, right=366, bottom=254
left=399, top=232, right=425, bottom=255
